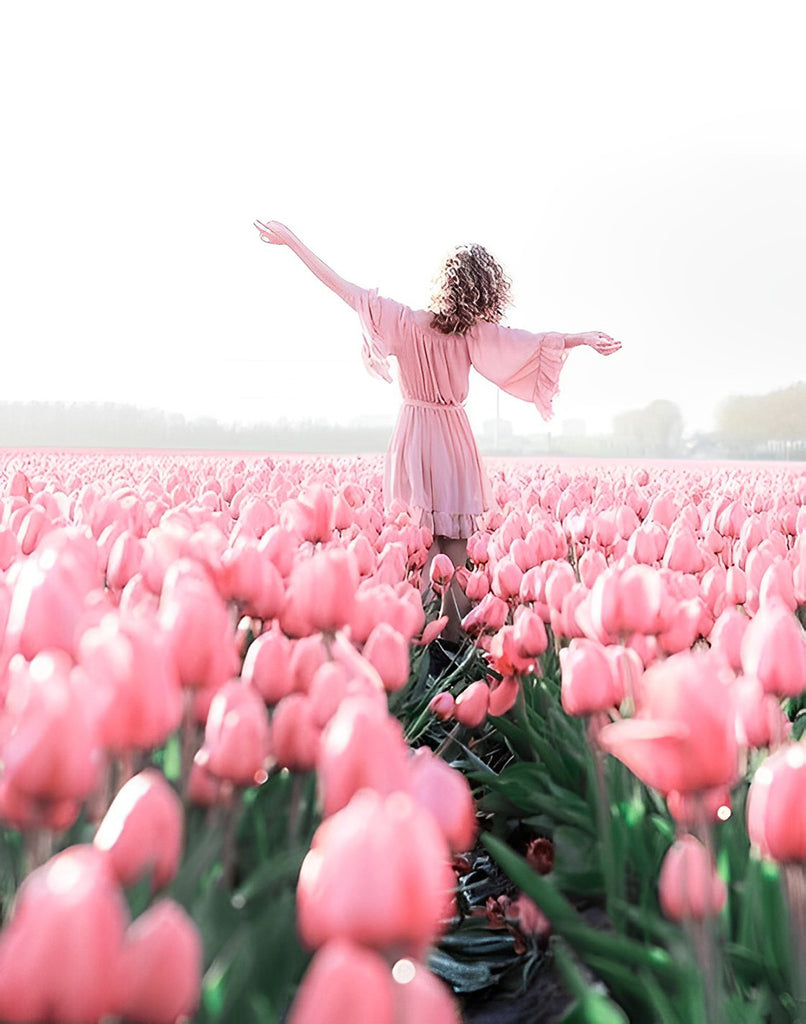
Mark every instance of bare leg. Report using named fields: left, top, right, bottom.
left=436, top=536, right=470, bottom=643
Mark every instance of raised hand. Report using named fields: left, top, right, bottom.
left=254, top=220, right=291, bottom=245
left=584, top=331, right=622, bottom=356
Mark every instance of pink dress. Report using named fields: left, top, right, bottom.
left=357, top=289, right=568, bottom=539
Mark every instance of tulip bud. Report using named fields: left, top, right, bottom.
left=0, top=845, right=128, bottom=1023
left=658, top=834, right=726, bottom=921
left=317, top=697, right=412, bottom=817
left=747, top=744, right=806, bottom=861
left=560, top=639, right=623, bottom=717
left=454, top=681, right=490, bottom=728
left=297, top=790, right=454, bottom=957
left=94, top=769, right=183, bottom=891
left=195, top=681, right=272, bottom=787
left=428, top=691, right=455, bottom=721
left=363, top=622, right=410, bottom=692
left=429, top=554, right=455, bottom=595
left=741, top=599, right=806, bottom=697
left=271, top=693, right=322, bottom=772
left=408, top=747, right=477, bottom=853
left=114, top=900, right=202, bottom=1024
left=241, top=625, right=294, bottom=705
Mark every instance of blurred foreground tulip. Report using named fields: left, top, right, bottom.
left=407, top=746, right=477, bottom=853
left=113, top=899, right=202, bottom=1024
left=297, top=789, right=455, bottom=958
left=94, top=769, right=183, bottom=891
left=598, top=650, right=739, bottom=795
left=560, top=638, right=623, bottom=717
left=747, top=744, right=806, bottom=862
left=0, top=845, right=128, bottom=1023
left=288, top=939, right=460, bottom=1024
left=658, top=834, right=727, bottom=922
left=195, top=681, right=272, bottom=787
left=317, top=697, right=411, bottom=817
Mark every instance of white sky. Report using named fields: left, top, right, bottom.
left=2, top=1, right=804, bottom=439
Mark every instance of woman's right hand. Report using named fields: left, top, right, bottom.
left=254, top=220, right=291, bottom=245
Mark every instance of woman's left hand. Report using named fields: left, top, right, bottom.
left=584, top=331, right=622, bottom=355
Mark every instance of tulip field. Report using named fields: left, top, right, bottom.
left=1, top=448, right=806, bottom=1024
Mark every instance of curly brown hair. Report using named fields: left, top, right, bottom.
left=429, top=244, right=512, bottom=334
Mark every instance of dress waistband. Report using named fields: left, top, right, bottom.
left=403, top=398, right=466, bottom=411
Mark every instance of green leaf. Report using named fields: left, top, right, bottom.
left=558, top=992, right=630, bottom=1024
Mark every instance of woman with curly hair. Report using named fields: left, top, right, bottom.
left=254, top=220, right=620, bottom=644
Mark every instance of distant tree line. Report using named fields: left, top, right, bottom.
left=1, top=385, right=803, bottom=460
left=0, top=401, right=392, bottom=453
left=716, top=382, right=806, bottom=448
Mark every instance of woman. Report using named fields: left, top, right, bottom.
left=254, top=219, right=621, bottom=640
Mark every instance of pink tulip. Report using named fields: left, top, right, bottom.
left=158, top=561, right=239, bottom=690
left=258, top=524, right=299, bottom=578
left=491, top=556, right=523, bottom=601
left=282, top=547, right=359, bottom=636
left=741, top=599, right=806, bottom=697
left=288, top=940, right=395, bottom=1024
left=429, top=691, right=456, bottom=721
left=417, top=615, right=449, bottom=647
left=297, top=789, right=454, bottom=957
left=284, top=484, right=334, bottom=543
left=560, top=639, right=623, bottom=717
left=407, top=746, right=477, bottom=853
left=662, top=526, right=705, bottom=574
left=241, top=625, right=295, bottom=705
left=268, top=693, right=322, bottom=772
left=429, top=553, right=455, bottom=595
left=759, top=561, right=797, bottom=612
left=195, top=680, right=272, bottom=787
left=114, top=899, right=202, bottom=1024
left=0, top=845, right=128, bottom=1023
left=513, top=607, right=548, bottom=657
left=467, top=532, right=490, bottom=565
left=5, top=529, right=101, bottom=659
left=666, top=786, right=732, bottom=829
left=78, top=612, right=183, bottom=754
left=1, top=651, right=102, bottom=808
left=589, top=565, right=665, bottom=638
left=218, top=539, right=285, bottom=620
left=461, top=593, right=508, bottom=635
left=454, top=681, right=491, bottom=727
left=656, top=598, right=704, bottom=655
left=464, top=569, right=490, bottom=601
left=317, top=697, right=412, bottom=817
left=708, top=608, right=749, bottom=672
left=94, top=769, right=183, bottom=891
left=734, top=675, right=790, bottom=749
left=106, top=530, right=143, bottom=591
left=391, top=957, right=462, bottom=1023
left=488, top=625, right=535, bottom=677
left=747, top=744, right=806, bottom=861
left=545, top=560, right=577, bottom=613
left=363, top=622, right=410, bottom=692
left=487, top=674, right=520, bottom=716
left=598, top=650, right=739, bottom=795
left=658, top=835, right=727, bottom=922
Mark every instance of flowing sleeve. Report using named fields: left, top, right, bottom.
left=467, top=323, right=569, bottom=421
left=355, top=288, right=408, bottom=384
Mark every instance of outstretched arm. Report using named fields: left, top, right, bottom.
left=563, top=331, right=622, bottom=355
left=254, top=220, right=365, bottom=311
